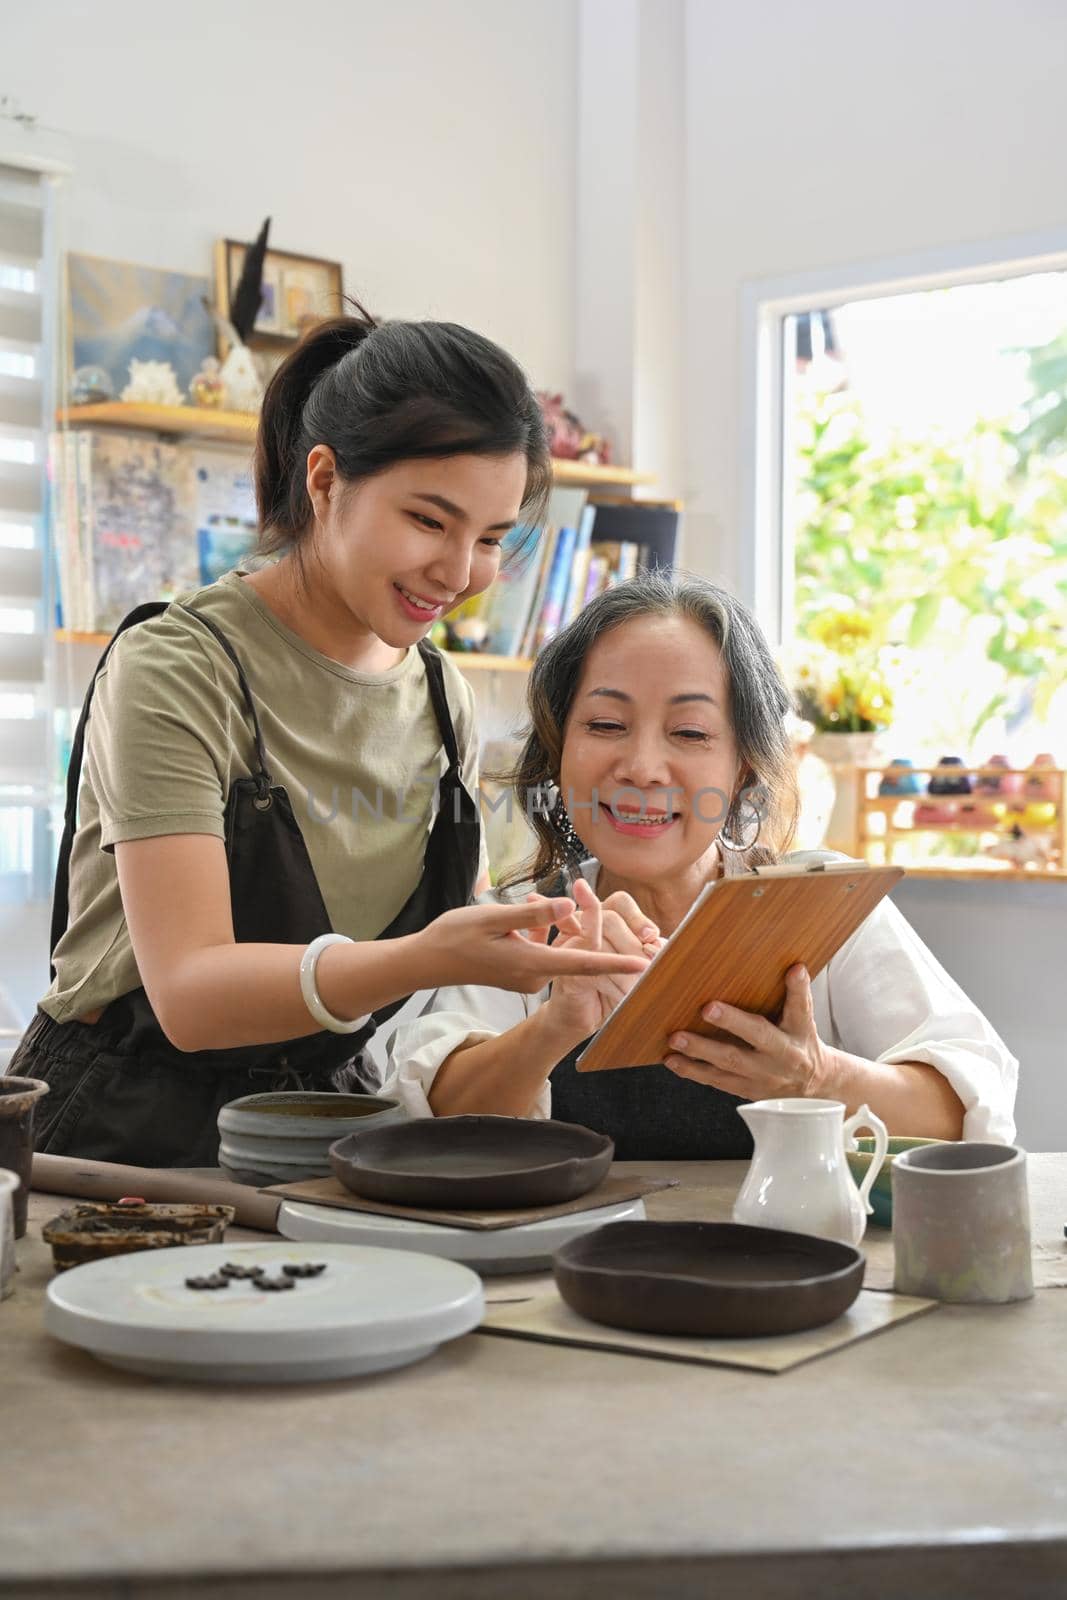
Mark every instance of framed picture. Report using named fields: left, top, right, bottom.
left=214, top=239, right=344, bottom=349
left=67, top=253, right=216, bottom=399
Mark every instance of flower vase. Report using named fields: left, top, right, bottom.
left=807, top=732, right=883, bottom=854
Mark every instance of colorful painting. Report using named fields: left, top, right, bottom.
left=68, top=253, right=216, bottom=398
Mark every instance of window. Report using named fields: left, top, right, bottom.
left=783, top=275, right=1067, bottom=757
left=744, top=239, right=1067, bottom=761
left=0, top=162, right=61, bottom=903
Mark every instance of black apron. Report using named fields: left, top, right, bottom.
left=8, top=602, right=480, bottom=1167
left=545, top=878, right=754, bottom=1161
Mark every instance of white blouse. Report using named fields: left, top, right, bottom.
left=380, top=851, right=1019, bottom=1143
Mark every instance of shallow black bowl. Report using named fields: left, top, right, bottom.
left=553, top=1220, right=865, bottom=1337
left=329, top=1115, right=614, bottom=1210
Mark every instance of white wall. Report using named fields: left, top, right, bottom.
left=5, top=0, right=578, bottom=390
left=894, top=880, right=1065, bottom=1153
left=574, top=0, right=686, bottom=499
left=683, top=0, right=1067, bottom=594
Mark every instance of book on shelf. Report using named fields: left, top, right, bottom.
left=582, top=551, right=609, bottom=606
left=585, top=500, right=679, bottom=571
left=475, top=524, right=544, bottom=657
left=517, top=525, right=559, bottom=659
left=534, top=521, right=579, bottom=650
left=50, top=429, right=256, bottom=634
left=191, top=446, right=258, bottom=586
left=531, top=485, right=588, bottom=648
left=449, top=496, right=679, bottom=667
left=560, top=502, right=597, bottom=628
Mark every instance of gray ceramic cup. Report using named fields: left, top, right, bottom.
left=892, top=1142, right=1033, bottom=1304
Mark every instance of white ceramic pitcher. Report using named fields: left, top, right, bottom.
left=732, top=1099, right=889, bottom=1246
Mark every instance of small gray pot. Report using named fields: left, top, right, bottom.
left=892, top=1142, right=1033, bottom=1304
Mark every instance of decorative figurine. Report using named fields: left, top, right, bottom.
left=927, top=755, right=974, bottom=796
left=536, top=390, right=612, bottom=465
left=448, top=617, right=489, bottom=653
left=203, top=215, right=272, bottom=414
left=1020, top=800, right=1058, bottom=830
left=985, top=824, right=1056, bottom=870
left=120, top=358, right=183, bottom=407
left=69, top=364, right=113, bottom=405
left=912, top=800, right=959, bottom=827
left=878, top=758, right=922, bottom=797
left=1025, top=753, right=1059, bottom=805
left=213, top=335, right=262, bottom=413
left=189, top=356, right=225, bottom=409
left=974, top=753, right=1018, bottom=796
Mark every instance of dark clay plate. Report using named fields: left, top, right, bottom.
left=553, top=1220, right=865, bottom=1337
left=329, top=1116, right=615, bottom=1209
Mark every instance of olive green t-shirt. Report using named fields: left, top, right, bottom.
left=43, top=571, right=485, bottom=1023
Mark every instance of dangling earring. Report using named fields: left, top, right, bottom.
left=719, top=786, right=763, bottom=853
left=549, top=788, right=588, bottom=868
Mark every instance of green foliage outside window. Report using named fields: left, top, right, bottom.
left=792, top=336, right=1067, bottom=748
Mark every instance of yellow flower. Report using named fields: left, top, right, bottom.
left=857, top=691, right=891, bottom=724
left=808, top=610, right=874, bottom=654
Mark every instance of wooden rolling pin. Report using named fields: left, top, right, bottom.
left=31, top=1154, right=280, bottom=1233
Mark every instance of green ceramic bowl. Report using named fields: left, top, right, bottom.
left=846, top=1136, right=945, bottom=1228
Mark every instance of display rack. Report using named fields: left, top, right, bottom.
left=851, top=764, right=1067, bottom=880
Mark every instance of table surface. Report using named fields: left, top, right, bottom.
left=3, top=1156, right=1067, bottom=1600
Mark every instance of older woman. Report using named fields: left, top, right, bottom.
left=382, top=574, right=1017, bottom=1157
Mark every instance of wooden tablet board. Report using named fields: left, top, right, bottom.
left=576, top=861, right=904, bottom=1074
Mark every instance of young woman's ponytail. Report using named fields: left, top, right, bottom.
left=254, top=307, right=377, bottom=553
left=251, top=301, right=550, bottom=560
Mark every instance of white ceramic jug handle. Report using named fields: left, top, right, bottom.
left=842, top=1104, right=889, bottom=1214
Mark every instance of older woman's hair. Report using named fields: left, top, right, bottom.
left=498, top=569, right=800, bottom=889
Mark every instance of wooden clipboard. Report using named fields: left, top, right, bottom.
left=575, top=861, right=904, bottom=1074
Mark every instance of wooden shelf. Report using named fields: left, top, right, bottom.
left=56, top=405, right=656, bottom=489
left=59, top=402, right=258, bottom=445
left=445, top=653, right=531, bottom=673
left=867, top=815, right=1060, bottom=835
left=56, top=629, right=534, bottom=673
left=56, top=629, right=109, bottom=647
left=891, top=865, right=1067, bottom=883
left=549, top=458, right=655, bottom=488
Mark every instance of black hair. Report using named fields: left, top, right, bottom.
left=254, top=303, right=551, bottom=557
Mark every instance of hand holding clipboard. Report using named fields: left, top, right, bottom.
left=575, top=861, right=904, bottom=1074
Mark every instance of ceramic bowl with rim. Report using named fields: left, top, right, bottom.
left=553, top=1220, right=865, bottom=1337
left=330, top=1115, right=615, bottom=1210
left=217, top=1091, right=407, bottom=1187
left=846, top=1136, right=944, bottom=1228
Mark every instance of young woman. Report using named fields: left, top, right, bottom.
left=382, top=572, right=1018, bottom=1156
left=8, top=311, right=645, bottom=1165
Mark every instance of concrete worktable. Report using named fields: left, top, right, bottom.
left=3, top=1156, right=1066, bottom=1600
